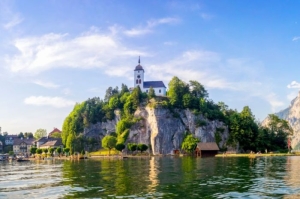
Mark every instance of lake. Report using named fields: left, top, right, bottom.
left=1, top=156, right=300, bottom=198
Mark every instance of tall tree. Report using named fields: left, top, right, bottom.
left=181, top=134, right=199, bottom=154
left=148, top=87, right=156, bottom=99
left=34, top=129, right=47, bottom=139
left=168, top=77, right=189, bottom=108
left=102, top=135, right=117, bottom=155
left=189, top=80, right=208, bottom=99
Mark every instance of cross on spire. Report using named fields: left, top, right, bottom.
left=138, top=56, right=140, bottom=64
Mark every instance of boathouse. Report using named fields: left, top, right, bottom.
left=195, top=142, right=219, bottom=157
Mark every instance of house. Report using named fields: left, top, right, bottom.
left=195, top=142, right=219, bottom=157
left=48, top=128, right=62, bottom=137
left=36, top=137, right=63, bottom=149
left=0, top=141, right=3, bottom=153
left=132, top=57, right=167, bottom=96
left=5, top=135, right=18, bottom=145
left=13, top=137, right=35, bottom=155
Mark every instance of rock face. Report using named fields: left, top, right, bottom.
left=83, top=106, right=229, bottom=155
left=270, top=91, right=300, bottom=149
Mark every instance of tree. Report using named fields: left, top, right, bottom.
left=43, top=148, right=49, bottom=153
left=18, top=132, right=24, bottom=138
left=120, top=83, right=129, bottom=96
left=49, top=132, right=61, bottom=138
left=137, top=144, right=148, bottom=153
left=34, top=129, right=47, bottom=139
left=49, top=148, right=55, bottom=154
left=148, top=87, right=156, bottom=99
left=36, top=149, right=43, bottom=154
left=8, top=151, right=14, bottom=156
left=131, top=86, right=142, bottom=110
left=189, top=80, right=208, bottom=99
left=30, top=147, right=37, bottom=154
left=115, top=143, right=125, bottom=152
left=56, top=147, right=62, bottom=156
left=64, top=148, right=70, bottom=155
left=168, top=77, right=189, bottom=108
left=102, top=135, right=117, bottom=155
left=181, top=134, right=199, bottom=154
left=127, top=143, right=137, bottom=154
left=109, top=96, right=120, bottom=110
left=24, top=132, right=34, bottom=138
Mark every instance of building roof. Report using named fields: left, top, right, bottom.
left=143, top=81, right=166, bottom=88
left=36, top=136, right=60, bottom=143
left=197, top=142, right=219, bottom=151
left=49, top=128, right=61, bottom=136
left=13, top=138, right=35, bottom=145
left=134, top=64, right=144, bottom=71
left=39, top=139, right=63, bottom=148
left=5, top=135, right=18, bottom=140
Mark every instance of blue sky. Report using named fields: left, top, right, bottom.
left=1, top=0, right=300, bottom=134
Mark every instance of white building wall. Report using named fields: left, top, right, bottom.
left=143, top=87, right=166, bottom=96
left=134, top=70, right=144, bottom=90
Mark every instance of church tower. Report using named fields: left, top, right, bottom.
left=134, top=56, right=144, bottom=90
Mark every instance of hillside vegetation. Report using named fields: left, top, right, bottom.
left=62, top=77, right=293, bottom=153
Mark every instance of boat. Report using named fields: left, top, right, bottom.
left=16, top=158, right=30, bottom=162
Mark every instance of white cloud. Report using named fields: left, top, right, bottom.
left=5, top=29, right=147, bottom=75
left=124, top=17, right=180, bottom=37
left=24, top=96, right=75, bottom=108
left=3, top=14, right=23, bottom=29
left=287, top=81, right=300, bottom=89
left=33, top=80, right=60, bottom=88
left=163, top=41, right=177, bottom=46
left=200, top=13, right=213, bottom=20
left=292, top=37, right=300, bottom=41
left=264, top=93, right=285, bottom=112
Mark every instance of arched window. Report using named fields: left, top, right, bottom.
left=136, top=79, right=138, bottom=84
left=139, top=79, right=141, bottom=84
left=137, top=75, right=140, bottom=78
left=159, top=89, right=161, bottom=93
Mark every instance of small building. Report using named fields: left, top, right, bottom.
left=13, top=137, right=35, bottom=155
left=36, top=137, right=63, bottom=149
left=0, top=141, right=3, bottom=153
left=195, top=142, right=219, bottom=157
left=5, top=135, right=18, bottom=145
left=48, top=128, right=62, bottom=137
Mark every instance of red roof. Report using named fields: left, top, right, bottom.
left=49, top=128, right=61, bottom=136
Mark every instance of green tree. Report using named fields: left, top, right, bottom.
left=30, top=147, right=37, bottom=154
left=120, top=83, right=129, bottom=96
left=168, top=77, right=189, bottom=108
left=64, top=148, right=70, bottom=155
left=131, top=86, right=142, bottom=110
left=181, top=134, right=199, bottom=154
left=36, top=149, right=43, bottom=154
left=49, top=132, right=61, bottom=138
left=102, top=135, right=117, bottom=155
left=189, top=80, right=208, bottom=99
left=43, top=148, right=48, bottom=153
left=148, top=87, right=156, bottom=99
left=56, top=147, right=62, bottom=155
left=18, top=132, right=24, bottom=138
left=8, top=151, right=14, bottom=156
left=137, top=144, right=148, bottom=153
left=49, top=148, right=55, bottom=154
left=127, top=143, right=137, bottom=154
left=34, top=129, right=47, bottom=139
left=109, top=96, right=120, bottom=110
left=115, top=143, right=125, bottom=152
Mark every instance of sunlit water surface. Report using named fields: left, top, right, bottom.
left=1, top=156, right=300, bottom=198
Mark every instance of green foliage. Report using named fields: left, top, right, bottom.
left=215, top=132, right=221, bottom=147
left=18, top=132, right=24, bottom=138
left=49, top=132, right=61, bottom=138
left=102, top=135, right=117, bottom=154
left=137, top=144, right=148, bottom=153
left=43, top=148, right=48, bottom=153
left=168, top=76, right=189, bottom=108
left=30, top=147, right=37, bottom=154
left=127, top=143, right=137, bottom=152
left=109, top=96, right=120, bottom=110
left=34, top=129, right=47, bottom=139
left=36, top=149, right=43, bottom=154
left=195, top=119, right=207, bottom=127
left=131, top=86, right=142, bottom=110
left=49, top=148, right=55, bottom=154
left=63, top=148, right=70, bottom=154
left=148, top=87, right=156, bottom=99
left=56, top=147, right=62, bottom=154
left=115, top=143, right=125, bottom=152
left=116, top=119, right=133, bottom=135
left=117, top=129, right=130, bottom=144
left=8, top=151, right=14, bottom=156
left=181, top=134, right=199, bottom=154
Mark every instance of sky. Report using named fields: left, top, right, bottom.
left=1, top=0, right=300, bottom=135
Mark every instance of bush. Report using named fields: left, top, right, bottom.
left=195, top=119, right=207, bottom=127
left=137, top=144, right=148, bottom=153
left=115, top=143, right=125, bottom=152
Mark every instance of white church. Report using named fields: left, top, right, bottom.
left=133, top=57, right=166, bottom=96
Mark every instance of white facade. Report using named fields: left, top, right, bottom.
left=133, top=58, right=166, bottom=96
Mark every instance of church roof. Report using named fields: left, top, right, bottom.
left=144, top=81, right=166, bottom=88
left=134, top=64, right=144, bottom=71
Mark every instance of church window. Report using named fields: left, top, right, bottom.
left=137, top=75, right=140, bottom=78
left=159, top=89, right=161, bottom=93
left=136, top=79, right=138, bottom=84
left=146, top=90, right=148, bottom=93
left=139, top=79, right=141, bottom=84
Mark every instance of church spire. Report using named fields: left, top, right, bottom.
left=138, top=56, right=140, bottom=64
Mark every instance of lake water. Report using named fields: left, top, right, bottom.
left=1, top=156, right=300, bottom=198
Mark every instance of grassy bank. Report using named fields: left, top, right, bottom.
left=89, top=149, right=120, bottom=156
left=215, top=153, right=298, bottom=158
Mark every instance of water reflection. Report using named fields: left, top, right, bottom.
left=2, top=157, right=300, bottom=198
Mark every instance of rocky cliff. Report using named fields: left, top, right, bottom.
left=83, top=106, right=229, bottom=155
left=264, top=91, right=300, bottom=149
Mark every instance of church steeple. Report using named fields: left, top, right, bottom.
left=138, top=56, right=140, bottom=64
